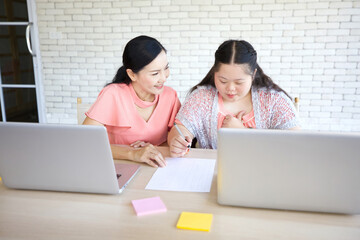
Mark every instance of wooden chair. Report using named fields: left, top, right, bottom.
left=76, top=97, right=92, bottom=125
left=294, top=97, right=300, bottom=112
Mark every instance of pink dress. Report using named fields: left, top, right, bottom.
left=86, top=83, right=181, bottom=145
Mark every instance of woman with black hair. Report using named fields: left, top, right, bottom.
left=168, top=40, right=300, bottom=157
left=83, top=36, right=180, bottom=167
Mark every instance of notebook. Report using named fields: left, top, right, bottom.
left=0, top=122, right=140, bottom=194
left=217, top=128, right=360, bottom=214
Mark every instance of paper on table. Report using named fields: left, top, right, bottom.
left=145, top=157, right=216, bottom=192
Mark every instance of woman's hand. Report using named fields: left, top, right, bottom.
left=130, top=144, right=166, bottom=168
left=221, top=111, right=246, bottom=128
left=130, top=141, right=150, bottom=148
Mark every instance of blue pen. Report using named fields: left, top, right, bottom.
left=174, top=123, right=191, bottom=148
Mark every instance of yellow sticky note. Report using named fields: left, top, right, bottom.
left=176, top=212, right=213, bottom=232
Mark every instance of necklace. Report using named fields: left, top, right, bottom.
left=129, top=84, right=159, bottom=108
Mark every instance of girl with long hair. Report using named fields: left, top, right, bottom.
left=168, top=40, right=300, bottom=157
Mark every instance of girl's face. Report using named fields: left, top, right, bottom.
left=129, top=50, right=169, bottom=100
left=214, top=63, right=254, bottom=102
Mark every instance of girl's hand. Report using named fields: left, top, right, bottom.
left=130, top=144, right=166, bottom=168
left=221, top=111, right=246, bottom=128
left=169, top=135, right=192, bottom=158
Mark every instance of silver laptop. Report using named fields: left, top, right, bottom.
left=0, top=122, right=140, bottom=194
left=217, top=128, right=360, bottom=214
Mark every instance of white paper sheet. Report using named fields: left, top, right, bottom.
left=145, top=157, right=216, bottom=192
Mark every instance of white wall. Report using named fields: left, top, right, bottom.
left=35, top=0, right=360, bottom=131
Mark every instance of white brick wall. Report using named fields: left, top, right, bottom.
left=36, top=0, right=360, bottom=131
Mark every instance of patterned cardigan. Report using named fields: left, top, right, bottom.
left=176, top=85, right=301, bottom=149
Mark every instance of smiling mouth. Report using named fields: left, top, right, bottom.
left=226, top=94, right=236, bottom=98
left=154, top=85, right=164, bottom=89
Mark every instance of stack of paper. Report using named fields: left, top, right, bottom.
left=131, top=196, right=167, bottom=216
left=176, top=212, right=213, bottom=232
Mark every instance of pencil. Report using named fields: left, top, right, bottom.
left=174, top=123, right=191, bottom=148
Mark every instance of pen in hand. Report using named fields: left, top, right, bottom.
left=173, top=123, right=191, bottom=148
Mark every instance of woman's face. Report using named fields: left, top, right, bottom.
left=130, top=50, right=169, bottom=99
left=214, top=63, right=254, bottom=102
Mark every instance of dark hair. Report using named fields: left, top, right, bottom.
left=107, top=35, right=166, bottom=86
left=190, top=40, right=291, bottom=99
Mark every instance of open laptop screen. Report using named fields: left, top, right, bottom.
left=0, top=122, right=139, bottom=194
left=217, top=128, right=360, bottom=214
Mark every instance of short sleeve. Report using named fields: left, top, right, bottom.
left=167, top=93, right=181, bottom=130
left=85, top=84, right=131, bottom=127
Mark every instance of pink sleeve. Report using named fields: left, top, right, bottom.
left=86, top=85, right=131, bottom=127
left=167, top=92, right=181, bottom=130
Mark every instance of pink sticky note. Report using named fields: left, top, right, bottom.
left=131, top=196, right=167, bottom=216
